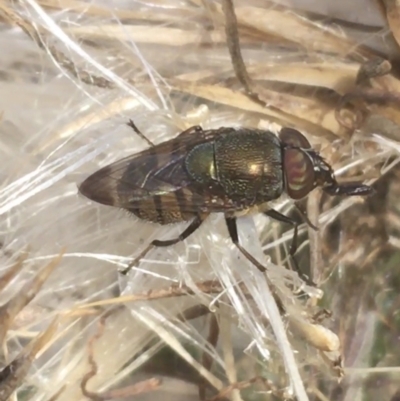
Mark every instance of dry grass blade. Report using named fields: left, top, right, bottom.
left=67, top=25, right=227, bottom=46
left=0, top=318, right=59, bottom=401
left=0, top=249, right=64, bottom=344
left=171, top=81, right=339, bottom=140
left=0, top=2, right=114, bottom=89
left=220, top=0, right=343, bottom=139
left=205, top=0, right=400, bottom=142
left=245, top=62, right=359, bottom=94
left=0, top=248, right=29, bottom=293
left=232, top=6, right=372, bottom=59
left=191, top=0, right=372, bottom=58
left=36, top=97, right=145, bottom=154
left=77, top=280, right=224, bottom=310
left=38, top=0, right=194, bottom=22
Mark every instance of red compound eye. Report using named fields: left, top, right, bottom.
left=284, top=148, right=316, bottom=199
left=279, top=127, right=311, bottom=149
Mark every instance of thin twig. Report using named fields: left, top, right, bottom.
left=219, top=304, right=243, bottom=401
left=220, top=0, right=268, bottom=108
left=221, top=0, right=253, bottom=94
left=81, top=309, right=161, bottom=400
left=206, top=376, right=279, bottom=401
left=199, top=314, right=220, bottom=400
left=176, top=304, right=211, bottom=322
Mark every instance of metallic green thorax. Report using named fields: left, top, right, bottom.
left=185, top=129, right=283, bottom=204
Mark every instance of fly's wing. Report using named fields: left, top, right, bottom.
left=78, top=127, right=235, bottom=213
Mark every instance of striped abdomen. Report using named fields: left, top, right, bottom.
left=127, top=188, right=199, bottom=225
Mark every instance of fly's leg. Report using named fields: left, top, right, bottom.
left=119, top=215, right=205, bottom=275
left=225, top=216, right=286, bottom=313
left=263, top=209, right=299, bottom=256
left=294, top=202, right=318, bottom=231
left=127, top=119, right=154, bottom=147
left=152, top=214, right=204, bottom=247
left=263, top=209, right=315, bottom=286
left=225, top=216, right=267, bottom=273
left=127, top=119, right=204, bottom=145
